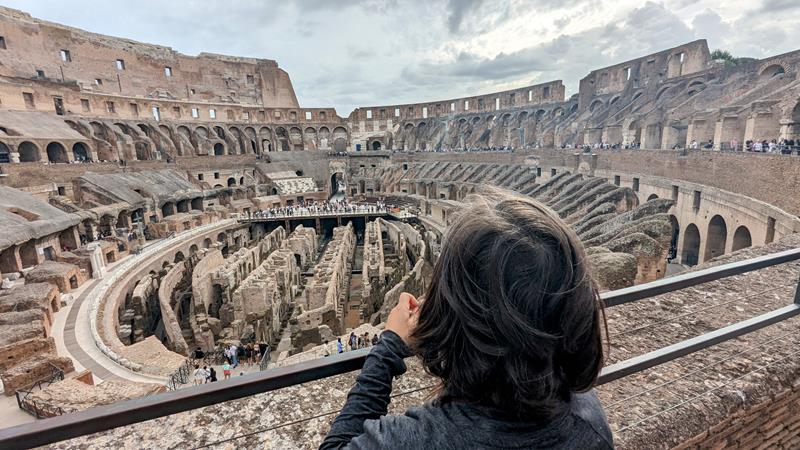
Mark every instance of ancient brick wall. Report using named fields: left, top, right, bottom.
left=348, top=79, right=565, bottom=122
left=0, top=7, right=297, bottom=108
left=388, top=149, right=800, bottom=218
left=675, top=386, right=800, bottom=450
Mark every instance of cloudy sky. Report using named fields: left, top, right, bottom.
left=4, top=0, right=798, bottom=115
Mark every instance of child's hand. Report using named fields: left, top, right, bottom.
left=385, top=292, right=419, bottom=344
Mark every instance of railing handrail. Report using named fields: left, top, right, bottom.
left=1, top=247, right=799, bottom=448
left=601, top=246, right=800, bottom=307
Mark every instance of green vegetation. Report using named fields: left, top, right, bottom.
left=711, top=49, right=756, bottom=67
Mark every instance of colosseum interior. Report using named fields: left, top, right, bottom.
left=0, top=4, right=799, bottom=449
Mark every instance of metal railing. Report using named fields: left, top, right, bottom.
left=1, top=247, right=799, bottom=448
left=14, top=364, right=66, bottom=419
left=258, top=347, right=271, bottom=371
left=165, top=358, right=194, bottom=391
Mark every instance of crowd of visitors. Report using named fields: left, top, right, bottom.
left=250, top=199, right=386, bottom=219
left=322, top=332, right=380, bottom=357
left=190, top=341, right=271, bottom=385
left=376, top=134, right=800, bottom=154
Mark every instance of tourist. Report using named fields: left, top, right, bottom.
left=192, top=364, right=206, bottom=386
left=336, top=337, right=344, bottom=354
left=323, top=339, right=331, bottom=357
left=243, top=343, right=252, bottom=366
left=348, top=332, right=357, bottom=351
left=208, top=366, right=217, bottom=382
left=237, top=344, right=246, bottom=367
left=223, top=360, right=232, bottom=380
left=357, top=334, right=364, bottom=349
left=364, top=332, right=371, bottom=347
left=229, top=344, right=239, bottom=368
left=371, top=334, right=379, bottom=346
left=193, top=347, right=204, bottom=360
left=321, top=189, right=611, bottom=449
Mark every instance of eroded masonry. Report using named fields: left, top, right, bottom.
left=1, top=5, right=800, bottom=449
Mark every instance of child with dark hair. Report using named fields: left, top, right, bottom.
left=321, top=189, right=612, bottom=449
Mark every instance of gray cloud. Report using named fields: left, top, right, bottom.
left=760, top=0, right=800, bottom=12
left=446, top=0, right=485, bottom=33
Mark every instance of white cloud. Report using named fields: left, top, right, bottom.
left=3, top=0, right=797, bottom=115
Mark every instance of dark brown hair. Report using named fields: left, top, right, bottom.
left=410, top=188, right=606, bottom=420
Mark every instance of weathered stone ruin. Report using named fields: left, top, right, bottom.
left=291, top=223, right=356, bottom=351
left=0, top=5, right=799, bottom=449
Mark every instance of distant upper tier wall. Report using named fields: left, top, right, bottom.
left=0, top=6, right=299, bottom=109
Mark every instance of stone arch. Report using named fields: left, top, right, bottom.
left=669, top=215, right=680, bottom=260
left=535, top=109, right=546, bottom=120
left=191, top=197, right=204, bottom=210
left=551, top=107, right=564, bottom=118
left=214, top=126, right=226, bottom=140
left=647, top=194, right=659, bottom=201
left=628, top=120, right=642, bottom=144
left=289, top=127, right=303, bottom=151
left=667, top=52, right=684, bottom=77
left=72, top=142, right=91, bottom=162
left=686, top=81, right=706, bottom=96
left=276, top=127, right=290, bottom=151
left=213, top=143, right=225, bottom=156
left=0, top=141, right=10, bottom=163
left=177, top=125, right=192, bottom=141
left=227, top=177, right=236, bottom=187
left=589, top=99, right=604, bottom=113
left=632, top=92, right=643, bottom=102
left=333, top=127, right=347, bottom=152
left=195, top=126, right=209, bottom=139
left=704, top=215, right=727, bottom=262
left=46, top=142, right=68, bottom=163
left=759, top=64, right=786, bottom=81
left=330, top=171, right=345, bottom=197
left=792, top=102, right=800, bottom=122
left=262, top=139, right=273, bottom=152
left=189, top=244, right=198, bottom=255
left=609, top=95, right=621, bottom=107
left=176, top=199, right=190, bottom=213
left=161, top=202, right=176, bottom=217
left=174, top=251, right=185, bottom=263
left=203, top=238, right=212, bottom=249
left=371, top=141, right=382, bottom=150
left=304, top=127, right=317, bottom=150
left=117, top=210, right=131, bottom=228
left=229, top=126, right=246, bottom=154
left=656, top=85, right=674, bottom=101
left=681, top=223, right=701, bottom=266
left=732, top=226, right=752, bottom=252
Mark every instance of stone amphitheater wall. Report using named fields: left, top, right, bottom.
left=91, top=220, right=237, bottom=374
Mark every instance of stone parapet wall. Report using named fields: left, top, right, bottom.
left=676, top=383, right=800, bottom=450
